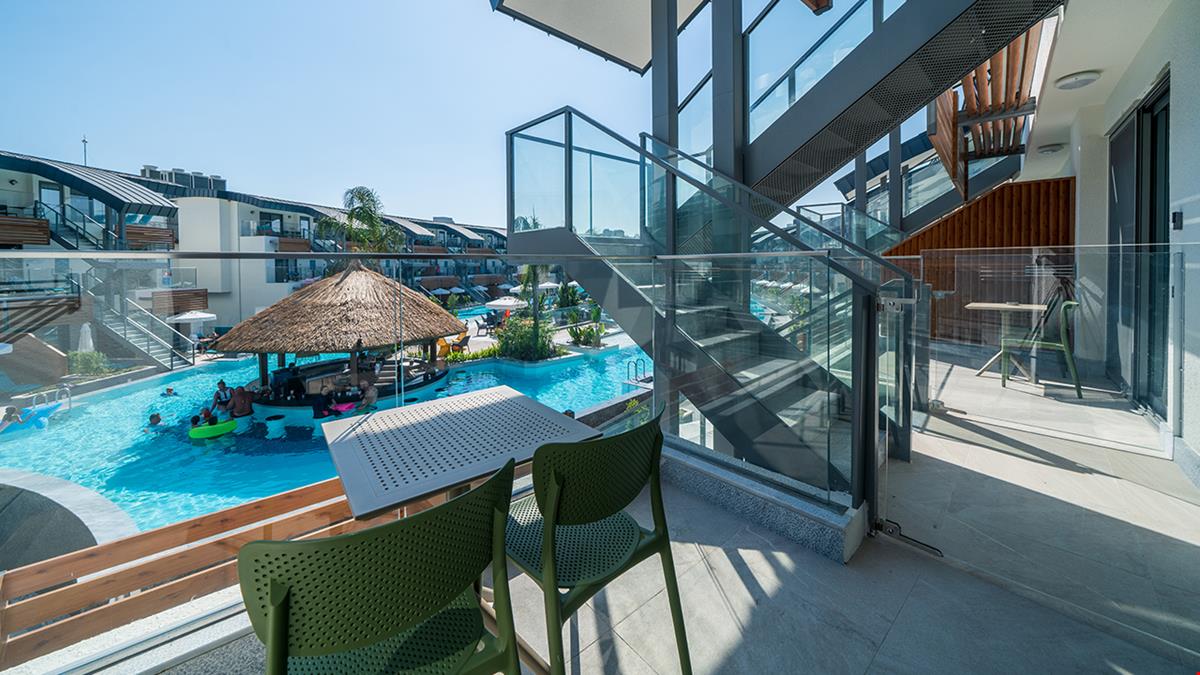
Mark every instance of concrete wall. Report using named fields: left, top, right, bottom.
left=1099, top=0, right=1200, bottom=455
left=1069, top=106, right=1110, bottom=377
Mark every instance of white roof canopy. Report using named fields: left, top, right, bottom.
left=492, top=0, right=706, bottom=73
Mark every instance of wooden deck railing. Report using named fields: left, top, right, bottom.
left=0, top=478, right=412, bottom=669
left=0, top=466, right=545, bottom=672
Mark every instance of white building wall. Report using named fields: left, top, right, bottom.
left=1100, top=0, right=1200, bottom=454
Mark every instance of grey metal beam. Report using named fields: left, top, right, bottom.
left=888, top=128, right=903, bottom=229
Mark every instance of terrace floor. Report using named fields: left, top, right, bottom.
left=162, top=481, right=1181, bottom=674
left=891, top=363, right=1200, bottom=660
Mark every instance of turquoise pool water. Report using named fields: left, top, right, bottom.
left=456, top=306, right=490, bottom=320
left=0, top=346, right=648, bottom=530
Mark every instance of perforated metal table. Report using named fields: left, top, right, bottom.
left=321, top=385, right=600, bottom=518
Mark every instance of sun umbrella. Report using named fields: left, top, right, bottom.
left=486, top=296, right=527, bottom=311
left=77, top=322, right=94, bottom=352
left=498, top=283, right=514, bottom=290
left=448, top=286, right=466, bottom=294
left=166, top=310, right=217, bottom=324
left=754, top=279, right=769, bottom=286
left=537, top=281, right=559, bottom=292
left=567, top=280, right=581, bottom=287
left=431, top=288, right=450, bottom=296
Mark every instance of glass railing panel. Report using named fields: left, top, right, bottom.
left=660, top=251, right=853, bottom=504
left=569, top=114, right=643, bottom=241
left=747, top=0, right=872, bottom=140
left=511, top=113, right=567, bottom=232
left=920, top=244, right=1194, bottom=454
left=883, top=0, right=906, bottom=21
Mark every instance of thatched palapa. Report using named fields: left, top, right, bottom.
left=212, top=264, right=464, bottom=354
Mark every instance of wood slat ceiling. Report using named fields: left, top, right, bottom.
left=930, top=21, right=1044, bottom=196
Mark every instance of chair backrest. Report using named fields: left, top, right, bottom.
left=532, top=411, right=663, bottom=526
left=238, top=460, right=514, bottom=658
left=1056, top=300, right=1079, bottom=343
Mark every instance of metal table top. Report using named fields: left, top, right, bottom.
left=321, top=385, right=600, bottom=518
left=965, top=302, right=1048, bottom=312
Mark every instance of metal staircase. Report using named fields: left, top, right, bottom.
left=75, top=274, right=195, bottom=371
left=745, top=0, right=1061, bottom=210
left=36, top=201, right=113, bottom=251
left=507, top=108, right=911, bottom=497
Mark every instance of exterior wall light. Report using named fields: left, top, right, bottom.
left=1054, top=70, right=1101, bottom=90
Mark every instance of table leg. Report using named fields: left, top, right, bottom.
left=975, top=350, right=1004, bottom=376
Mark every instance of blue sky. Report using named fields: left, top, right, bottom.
left=0, top=2, right=657, bottom=226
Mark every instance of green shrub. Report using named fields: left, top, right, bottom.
left=446, top=345, right=499, bottom=363
left=68, top=351, right=112, bottom=375
left=567, top=322, right=604, bottom=347
left=495, top=317, right=560, bottom=361
left=556, top=282, right=580, bottom=309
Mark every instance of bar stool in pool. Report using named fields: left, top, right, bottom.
left=237, top=461, right=519, bottom=675
left=505, top=412, right=692, bottom=674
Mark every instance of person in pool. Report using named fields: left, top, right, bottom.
left=161, top=387, right=178, bottom=397
left=200, top=407, right=214, bottom=424
left=0, top=406, right=30, bottom=432
left=230, top=386, right=254, bottom=418
left=190, top=415, right=201, bottom=428
left=144, top=413, right=163, bottom=432
left=212, top=380, right=233, bottom=413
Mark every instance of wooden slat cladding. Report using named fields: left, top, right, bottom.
left=124, top=226, right=176, bottom=249
left=929, top=90, right=963, bottom=196
left=0, top=216, right=50, bottom=246
left=277, top=236, right=311, bottom=252
left=151, top=288, right=208, bottom=315
left=885, top=177, right=1074, bottom=257
left=929, top=22, right=1046, bottom=187
left=884, top=177, right=1074, bottom=344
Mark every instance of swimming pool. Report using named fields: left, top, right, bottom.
left=0, top=345, right=648, bottom=530
left=456, top=306, right=490, bottom=321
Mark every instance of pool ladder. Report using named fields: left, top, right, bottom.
left=625, top=358, right=649, bottom=385
left=30, top=385, right=72, bottom=412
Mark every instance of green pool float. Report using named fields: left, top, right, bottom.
left=189, top=419, right=238, bottom=440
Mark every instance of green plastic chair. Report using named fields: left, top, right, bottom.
left=505, top=412, right=692, bottom=674
left=1001, top=299, right=1082, bottom=398
left=237, top=460, right=519, bottom=675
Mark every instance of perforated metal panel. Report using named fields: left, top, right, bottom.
left=323, top=386, right=600, bottom=517
left=751, top=0, right=1062, bottom=207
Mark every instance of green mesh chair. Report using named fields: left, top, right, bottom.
left=1001, top=299, right=1082, bottom=398
left=505, top=412, right=692, bottom=674
left=237, top=460, right=519, bottom=675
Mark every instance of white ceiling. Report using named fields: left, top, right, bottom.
left=1021, top=0, right=1171, bottom=178
left=494, top=0, right=706, bottom=73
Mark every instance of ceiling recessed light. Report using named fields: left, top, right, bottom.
left=1055, top=70, right=1101, bottom=90
left=1038, top=143, right=1065, bottom=155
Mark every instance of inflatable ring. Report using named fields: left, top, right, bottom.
left=189, top=419, right=238, bottom=440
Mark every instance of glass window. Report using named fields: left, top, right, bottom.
left=678, top=4, right=712, bottom=97
left=678, top=77, right=713, bottom=158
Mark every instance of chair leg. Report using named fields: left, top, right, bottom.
left=659, top=544, right=693, bottom=675
left=1062, top=345, right=1082, bottom=399
left=1000, top=346, right=1009, bottom=388
left=543, top=589, right=567, bottom=675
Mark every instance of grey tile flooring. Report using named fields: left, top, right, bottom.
left=168, top=480, right=1184, bottom=674
left=891, top=410, right=1200, bottom=660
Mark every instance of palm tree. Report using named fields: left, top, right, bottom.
left=519, top=263, right=551, bottom=355
left=316, top=186, right=404, bottom=269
